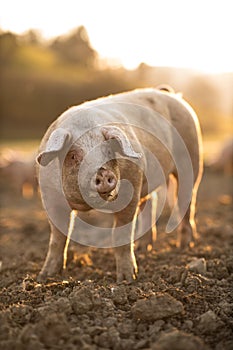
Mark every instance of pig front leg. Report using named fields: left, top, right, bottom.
left=37, top=222, right=66, bottom=281
left=115, top=244, right=138, bottom=282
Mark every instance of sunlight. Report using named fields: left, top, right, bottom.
left=63, top=210, right=78, bottom=270
left=0, top=0, right=232, bottom=73
left=22, top=183, right=34, bottom=199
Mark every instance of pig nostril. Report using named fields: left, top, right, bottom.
left=96, top=178, right=101, bottom=186
left=108, top=177, right=113, bottom=184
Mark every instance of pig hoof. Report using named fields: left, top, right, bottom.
left=117, top=266, right=138, bottom=283
left=177, top=226, right=195, bottom=250
left=37, top=269, right=57, bottom=283
left=37, top=270, right=61, bottom=283
left=177, top=238, right=195, bottom=250
left=117, top=274, right=135, bottom=283
left=37, top=272, right=48, bottom=283
left=37, top=259, right=63, bottom=282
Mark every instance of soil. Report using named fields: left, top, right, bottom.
left=0, top=168, right=232, bottom=350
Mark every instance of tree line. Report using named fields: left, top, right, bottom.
left=0, top=27, right=232, bottom=139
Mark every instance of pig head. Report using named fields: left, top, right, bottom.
left=37, top=125, right=141, bottom=211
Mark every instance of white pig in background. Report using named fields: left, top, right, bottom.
left=36, top=87, right=203, bottom=282
left=0, top=150, right=38, bottom=198
left=208, top=138, right=233, bottom=175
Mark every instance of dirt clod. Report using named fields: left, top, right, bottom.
left=132, top=293, right=184, bottom=321
left=196, top=310, right=223, bottom=334
left=152, top=330, right=209, bottom=350
left=69, top=287, right=94, bottom=315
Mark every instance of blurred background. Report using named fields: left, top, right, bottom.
left=0, top=0, right=232, bottom=195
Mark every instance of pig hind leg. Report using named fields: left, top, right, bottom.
left=135, top=192, right=157, bottom=252
left=169, top=173, right=199, bottom=249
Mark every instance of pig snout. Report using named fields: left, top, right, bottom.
left=94, top=168, right=117, bottom=194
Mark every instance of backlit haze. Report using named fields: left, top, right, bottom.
left=1, top=0, right=232, bottom=73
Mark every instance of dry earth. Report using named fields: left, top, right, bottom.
left=0, top=168, right=232, bottom=350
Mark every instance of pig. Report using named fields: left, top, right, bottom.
left=208, top=138, right=233, bottom=175
left=0, top=151, right=38, bottom=197
left=36, top=88, right=203, bottom=282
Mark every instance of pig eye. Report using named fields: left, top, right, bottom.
left=65, top=150, right=83, bottom=166
left=68, top=151, right=77, bottom=161
left=108, top=149, right=114, bottom=158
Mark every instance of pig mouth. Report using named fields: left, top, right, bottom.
left=87, top=188, right=119, bottom=208
left=94, top=190, right=118, bottom=206
left=98, top=189, right=118, bottom=202
left=68, top=188, right=118, bottom=211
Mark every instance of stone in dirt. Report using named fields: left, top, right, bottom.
left=187, top=258, right=207, bottom=275
left=131, top=293, right=184, bottom=321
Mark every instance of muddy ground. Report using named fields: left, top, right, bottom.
left=0, top=168, right=232, bottom=350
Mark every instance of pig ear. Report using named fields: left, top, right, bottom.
left=101, top=126, right=141, bottom=159
left=37, top=128, right=72, bottom=166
